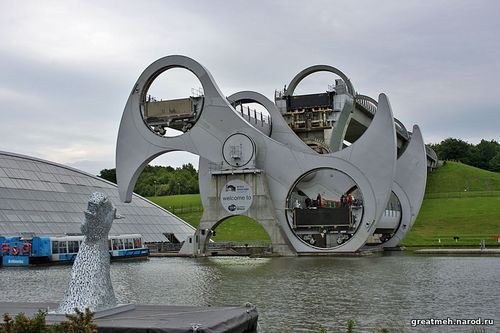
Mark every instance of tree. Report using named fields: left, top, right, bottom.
left=432, top=138, right=473, bottom=164
left=97, top=163, right=200, bottom=197
left=430, top=138, right=500, bottom=172
left=490, top=151, right=500, bottom=172
left=98, top=168, right=116, bottom=183
left=471, top=140, right=500, bottom=171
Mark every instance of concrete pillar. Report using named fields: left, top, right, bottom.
left=194, top=171, right=296, bottom=256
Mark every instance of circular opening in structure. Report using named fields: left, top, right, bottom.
left=292, top=72, right=346, bottom=96
left=286, top=168, right=364, bottom=249
left=199, top=216, right=271, bottom=257
left=279, top=70, right=355, bottom=154
left=136, top=152, right=200, bottom=197
left=366, top=191, right=402, bottom=245
left=141, top=68, right=204, bottom=137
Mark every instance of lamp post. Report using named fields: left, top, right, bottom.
left=153, top=180, right=158, bottom=197
left=177, top=182, right=181, bottom=195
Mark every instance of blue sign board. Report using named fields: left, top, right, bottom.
left=3, top=255, right=29, bottom=266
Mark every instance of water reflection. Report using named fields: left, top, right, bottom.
left=0, top=253, right=498, bottom=332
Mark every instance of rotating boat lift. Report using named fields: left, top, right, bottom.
left=115, top=55, right=427, bottom=255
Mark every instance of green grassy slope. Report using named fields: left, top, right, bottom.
left=402, top=162, right=500, bottom=247
left=148, top=162, right=500, bottom=247
left=425, top=161, right=500, bottom=193
left=149, top=194, right=202, bottom=212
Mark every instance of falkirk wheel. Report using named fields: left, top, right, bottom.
left=116, top=55, right=427, bottom=255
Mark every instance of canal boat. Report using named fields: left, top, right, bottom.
left=0, top=234, right=149, bottom=267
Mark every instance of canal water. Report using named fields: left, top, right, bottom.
left=0, top=253, right=499, bottom=332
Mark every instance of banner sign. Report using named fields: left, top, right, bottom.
left=221, top=180, right=253, bottom=214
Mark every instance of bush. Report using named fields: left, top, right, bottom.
left=1, top=308, right=97, bottom=333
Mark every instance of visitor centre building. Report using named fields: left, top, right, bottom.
left=0, top=151, right=194, bottom=244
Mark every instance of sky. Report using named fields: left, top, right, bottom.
left=1, top=0, right=499, bottom=175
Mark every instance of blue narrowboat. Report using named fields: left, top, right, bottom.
left=1, top=234, right=149, bottom=267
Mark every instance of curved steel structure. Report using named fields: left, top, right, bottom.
left=374, top=125, right=427, bottom=248
left=230, top=91, right=427, bottom=249
left=285, top=64, right=355, bottom=96
left=116, top=55, right=426, bottom=254
left=116, top=56, right=396, bottom=253
left=350, top=97, right=427, bottom=248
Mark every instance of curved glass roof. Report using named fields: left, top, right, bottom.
left=0, top=151, right=195, bottom=243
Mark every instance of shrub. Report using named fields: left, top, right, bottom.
left=0, top=308, right=97, bottom=333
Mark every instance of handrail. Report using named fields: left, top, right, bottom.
left=233, top=103, right=271, bottom=127
left=425, top=145, right=438, bottom=162
left=355, top=95, right=409, bottom=140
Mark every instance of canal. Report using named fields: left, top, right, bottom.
left=0, top=253, right=498, bottom=332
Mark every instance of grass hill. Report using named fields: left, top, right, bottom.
left=148, top=161, right=500, bottom=247
left=425, top=161, right=500, bottom=194
left=402, top=161, right=500, bottom=247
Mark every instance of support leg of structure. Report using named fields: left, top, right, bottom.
left=194, top=172, right=296, bottom=257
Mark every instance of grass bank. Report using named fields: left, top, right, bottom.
left=148, top=162, right=500, bottom=247
left=402, top=161, right=500, bottom=247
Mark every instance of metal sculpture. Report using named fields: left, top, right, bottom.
left=58, top=192, right=118, bottom=313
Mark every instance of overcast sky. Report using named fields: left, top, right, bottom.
left=1, top=0, right=499, bottom=175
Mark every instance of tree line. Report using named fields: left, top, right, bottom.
left=98, top=163, right=199, bottom=197
left=428, top=138, right=500, bottom=172
left=97, top=137, right=499, bottom=198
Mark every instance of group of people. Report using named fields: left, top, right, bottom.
left=300, top=192, right=359, bottom=209
left=340, top=193, right=354, bottom=207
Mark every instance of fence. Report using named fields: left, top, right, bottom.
left=405, top=235, right=500, bottom=247
left=425, top=190, right=500, bottom=199
left=167, top=205, right=203, bottom=214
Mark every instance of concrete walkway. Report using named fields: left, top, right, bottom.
left=415, top=248, right=500, bottom=255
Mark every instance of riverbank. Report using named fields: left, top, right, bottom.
left=414, top=248, right=500, bottom=256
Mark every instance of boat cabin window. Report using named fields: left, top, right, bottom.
left=124, top=238, right=134, bottom=250
left=133, top=238, right=142, bottom=248
left=59, top=241, right=67, bottom=254
left=68, top=241, right=79, bottom=254
left=112, top=238, right=123, bottom=250
left=52, top=241, right=68, bottom=254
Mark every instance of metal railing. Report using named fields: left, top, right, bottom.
left=191, top=87, right=204, bottom=97
left=235, top=104, right=271, bottom=127
left=355, top=96, right=410, bottom=140
left=426, top=145, right=438, bottom=162
left=208, top=241, right=272, bottom=249
left=355, top=97, right=377, bottom=116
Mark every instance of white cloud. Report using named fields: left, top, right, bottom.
left=1, top=0, right=499, bottom=174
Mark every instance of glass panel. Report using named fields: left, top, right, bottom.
left=68, top=241, right=79, bottom=253
left=58, top=241, right=67, bottom=254
left=133, top=238, right=142, bottom=248
left=111, top=239, right=122, bottom=250
left=2, top=178, right=15, bottom=188
left=125, top=238, right=134, bottom=249
left=52, top=241, right=59, bottom=254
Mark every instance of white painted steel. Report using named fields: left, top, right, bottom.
left=116, top=56, right=397, bottom=253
